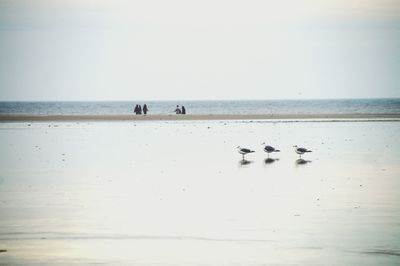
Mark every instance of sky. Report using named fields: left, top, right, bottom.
left=0, top=0, right=399, bottom=101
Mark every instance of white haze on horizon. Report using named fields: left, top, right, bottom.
left=0, top=0, right=399, bottom=101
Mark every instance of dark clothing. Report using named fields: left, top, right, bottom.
left=143, top=104, right=148, bottom=115
left=181, top=106, right=186, bottom=114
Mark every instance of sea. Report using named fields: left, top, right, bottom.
left=0, top=98, right=399, bottom=116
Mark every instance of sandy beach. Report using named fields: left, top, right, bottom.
left=0, top=113, right=400, bottom=122
left=0, top=119, right=399, bottom=265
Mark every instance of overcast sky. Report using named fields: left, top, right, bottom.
left=0, top=0, right=399, bottom=101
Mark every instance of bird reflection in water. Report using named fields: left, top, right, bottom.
left=264, top=158, right=279, bottom=164
left=295, top=158, right=312, bottom=165
left=238, top=159, right=254, bottom=167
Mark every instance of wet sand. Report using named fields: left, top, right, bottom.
left=0, top=113, right=400, bottom=122
left=0, top=120, right=399, bottom=265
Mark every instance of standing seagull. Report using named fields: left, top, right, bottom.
left=237, top=146, right=255, bottom=160
left=293, top=145, right=312, bottom=159
left=261, top=142, right=280, bottom=158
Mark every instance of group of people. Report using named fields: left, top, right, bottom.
left=134, top=104, right=148, bottom=115
left=133, top=104, right=187, bottom=115
left=175, top=105, right=186, bottom=114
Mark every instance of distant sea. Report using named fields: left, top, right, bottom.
left=0, top=99, right=399, bottom=116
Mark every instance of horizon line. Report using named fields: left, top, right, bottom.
left=0, top=97, right=399, bottom=102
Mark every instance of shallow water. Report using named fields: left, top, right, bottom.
left=0, top=121, right=399, bottom=265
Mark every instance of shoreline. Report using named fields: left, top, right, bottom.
left=0, top=113, right=400, bottom=122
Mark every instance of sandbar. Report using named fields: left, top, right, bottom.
left=0, top=113, right=400, bottom=122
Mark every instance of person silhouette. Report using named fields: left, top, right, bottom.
left=134, top=105, right=139, bottom=115
left=175, top=105, right=181, bottom=114
left=181, top=106, right=186, bottom=114
left=143, top=104, right=148, bottom=115
left=138, top=105, right=142, bottom=115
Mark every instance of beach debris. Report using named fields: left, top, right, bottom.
left=0, top=249, right=7, bottom=253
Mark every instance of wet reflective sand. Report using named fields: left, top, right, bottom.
left=0, top=121, right=399, bottom=265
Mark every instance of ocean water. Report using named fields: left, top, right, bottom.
left=0, top=98, right=399, bottom=116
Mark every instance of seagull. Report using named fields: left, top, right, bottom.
left=293, top=145, right=312, bottom=159
left=237, top=146, right=255, bottom=160
left=261, top=142, right=280, bottom=157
